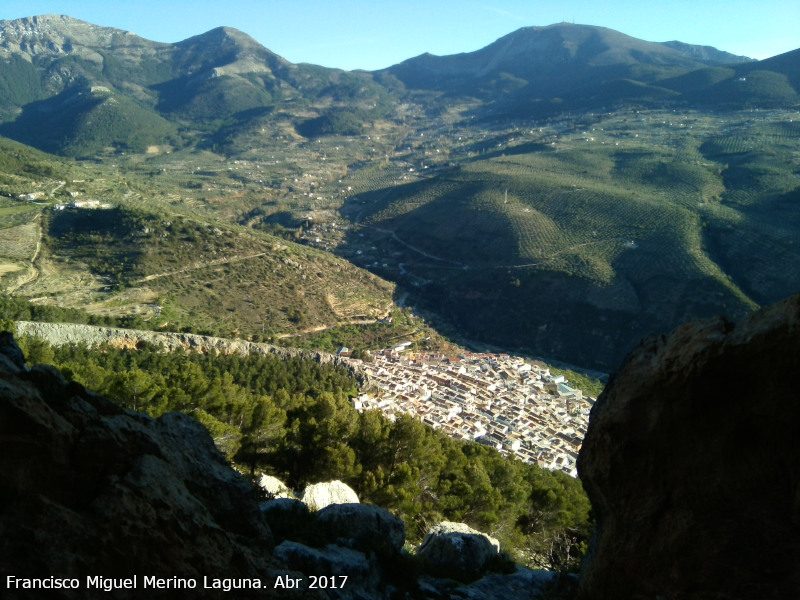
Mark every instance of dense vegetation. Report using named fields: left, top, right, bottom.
left=13, top=335, right=591, bottom=571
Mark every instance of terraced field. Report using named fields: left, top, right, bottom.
left=0, top=210, right=42, bottom=291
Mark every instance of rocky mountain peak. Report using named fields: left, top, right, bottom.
left=186, top=25, right=264, bottom=49
left=0, top=14, right=156, bottom=56
left=172, top=24, right=290, bottom=77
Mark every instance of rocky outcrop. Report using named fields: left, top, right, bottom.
left=577, top=291, right=800, bottom=599
left=0, top=332, right=285, bottom=599
left=301, top=480, right=360, bottom=511
left=14, top=320, right=362, bottom=375
left=273, top=542, right=382, bottom=599
left=419, top=567, right=565, bottom=600
left=416, top=522, right=502, bottom=581
left=317, top=503, right=406, bottom=556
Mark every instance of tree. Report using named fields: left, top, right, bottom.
left=105, top=369, right=159, bottom=412
left=17, top=335, right=55, bottom=366
left=0, top=317, right=14, bottom=334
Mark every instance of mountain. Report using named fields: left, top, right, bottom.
left=381, top=23, right=771, bottom=116
left=0, top=15, right=396, bottom=156
left=661, top=47, right=800, bottom=106
left=0, top=17, right=795, bottom=157
left=385, top=23, right=716, bottom=91
left=661, top=40, right=752, bottom=64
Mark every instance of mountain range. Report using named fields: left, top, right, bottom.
left=1, top=14, right=799, bottom=371
left=0, top=15, right=795, bottom=156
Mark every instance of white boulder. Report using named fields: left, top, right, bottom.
left=301, top=480, right=359, bottom=511
left=258, top=474, right=292, bottom=499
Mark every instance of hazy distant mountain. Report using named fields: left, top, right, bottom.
left=382, top=24, right=745, bottom=104
left=656, top=47, right=800, bottom=107
left=382, top=23, right=796, bottom=116
left=386, top=24, right=710, bottom=89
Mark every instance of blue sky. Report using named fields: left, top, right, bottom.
left=2, top=1, right=797, bottom=70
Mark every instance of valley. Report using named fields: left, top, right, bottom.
left=6, top=103, right=798, bottom=371
left=0, top=14, right=799, bottom=437
left=1, top=13, right=799, bottom=584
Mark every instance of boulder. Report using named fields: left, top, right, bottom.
left=259, top=474, right=292, bottom=498
left=419, top=566, right=564, bottom=600
left=260, top=497, right=309, bottom=517
left=259, top=498, right=315, bottom=545
left=316, top=503, right=405, bottom=555
left=273, top=541, right=380, bottom=599
left=416, top=522, right=501, bottom=581
left=301, top=480, right=359, bottom=511
left=577, top=291, right=800, bottom=599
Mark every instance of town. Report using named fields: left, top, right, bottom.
left=346, top=343, right=595, bottom=477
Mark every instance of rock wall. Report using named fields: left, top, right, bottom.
left=577, top=292, right=800, bottom=599
left=15, top=320, right=363, bottom=376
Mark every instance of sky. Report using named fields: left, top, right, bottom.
left=2, top=1, right=797, bottom=71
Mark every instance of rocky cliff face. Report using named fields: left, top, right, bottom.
left=15, top=320, right=363, bottom=377
left=577, top=291, right=800, bottom=599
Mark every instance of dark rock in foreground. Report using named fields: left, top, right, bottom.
left=416, top=522, right=501, bottom=581
left=577, top=292, right=800, bottom=599
left=0, top=333, right=282, bottom=599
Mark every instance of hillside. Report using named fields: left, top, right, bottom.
left=5, top=202, right=396, bottom=339
left=335, top=107, right=800, bottom=369
left=382, top=23, right=773, bottom=117
left=385, top=23, right=715, bottom=93
left=0, top=138, right=403, bottom=349
left=0, top=15, right=400, bottom=157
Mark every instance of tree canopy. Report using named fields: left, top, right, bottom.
left=18, top=336, right=592, bottom=571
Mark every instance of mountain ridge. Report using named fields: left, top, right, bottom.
left=382, top=23, right=752, bottom=96
left=0, top=16, right=795, bottom=155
